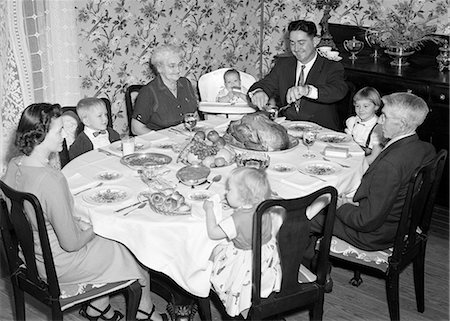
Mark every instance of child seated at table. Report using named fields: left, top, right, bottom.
left=203, top=167, right=283, bottom=317
left=345, top=86, right=384, bottom=164
left=216, top=69, right=249, bottom=104
left=69, top=97, right=120, bottom=160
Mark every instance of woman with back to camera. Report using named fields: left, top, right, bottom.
left=131, top=44, right=198, bottom=135
left=3, top=103, right=168, bottom=321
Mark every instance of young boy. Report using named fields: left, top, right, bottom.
left=216, top=69, right=248, bottom=104
left=69, top=97, right=120, bottom=160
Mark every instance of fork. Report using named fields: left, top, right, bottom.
left=322, top=157, right=350, bottom=168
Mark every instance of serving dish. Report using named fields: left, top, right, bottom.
left=82, top=186, right=132, bottom=205
left=317, top=132, right=351, bottom=144
left=298, top=161, right=341, bottom=176
left=176, top=164, right=211, bottom=186
left=284, top=121, right=322, bottom=137
left=143, top=190, right=191, bottom=216
left=228, top=135, right=299, bottom=154
left=120, top=152, right=172, bottom=170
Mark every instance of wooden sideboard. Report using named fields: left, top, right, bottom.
left=330, top=24, right=449, bottom=208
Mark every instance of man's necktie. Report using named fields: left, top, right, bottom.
left=297, top=65, right=306, bottom=86
left=295, top=65, right=306, bottom=112
left=93, top=130, right=107, bottom=137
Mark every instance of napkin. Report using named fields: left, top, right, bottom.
left=68, top=173, right=99, bottom=194
left=140, top=131, right=170, bottom=143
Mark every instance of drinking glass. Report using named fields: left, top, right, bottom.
left=121, top=136, right=135, bottom=156
left=302, top=130, right=317, bottom=158
left=183, top=113, right=198, bottom=131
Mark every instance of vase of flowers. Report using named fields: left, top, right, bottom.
left=365, top=0, right=445, bottom=67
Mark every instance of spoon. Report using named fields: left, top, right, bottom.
left=205, top=175, right=222, bottom=190
left=123, top=202, right=147, bottom=216
left=73, top=182, right=103, bottom=196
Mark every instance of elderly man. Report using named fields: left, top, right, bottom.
left=248, top=20, right=348, bottom=130
left=312, top=92, right=436, bottom=250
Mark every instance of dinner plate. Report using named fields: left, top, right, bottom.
left=298, top=161, right=341, bottom=176
left=227, top=135, right=299, bottom=154
left=110, top=141, right=150, bottom=152
left=120, top=152, right=172, bottom=170
left=284, top=121, right=322, bottom=136
left=96, top=170, right=123, bottom=181
left=268, top=163, right=296, bottom=174
left=82, top=186, right=133, bottom=205
left=317, top=132, right=352, bottom=144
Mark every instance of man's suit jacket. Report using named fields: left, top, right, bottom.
left=331, top=134, right=435, bottom=250
left=249, top=55, right=348, bottom=130
left=69, top=127, right=120, bottom=160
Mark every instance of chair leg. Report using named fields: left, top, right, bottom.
left=12, top=283, right=25, bottom=321
left=310, top=294, right=324, bottom=321
left=51, top=303, right=63, bottom=321
left=386, top=272, right=400, bottom=321
left=125, top=280, right=142, bottom=321
left=197, top=297, right=212, bottom=321
left=350, top=270, right=363, bottom=287
left=413, top=249, right=425, bottom=313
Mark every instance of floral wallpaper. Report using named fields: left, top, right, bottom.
left=75, top=0, right=449, bottom=135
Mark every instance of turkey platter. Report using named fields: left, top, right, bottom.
left=224, top=112, right=297, bottom=152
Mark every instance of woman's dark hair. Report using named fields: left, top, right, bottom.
left=15, top=103, right=62, bottom=156
left=287, top=20, right=318, bottom=37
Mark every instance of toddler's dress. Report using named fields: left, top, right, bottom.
left=210, top=205, right=282, bottom=317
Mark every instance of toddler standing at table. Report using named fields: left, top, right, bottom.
left=69, top=97, right=120, bottom=160
left=216, top=69, right=249, bottom=104
left=203, top=167, right=283, bottom=317
left=345, top=86, right=384, bottom=164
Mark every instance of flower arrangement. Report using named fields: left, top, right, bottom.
left=365, top=0, right=445, bottom=51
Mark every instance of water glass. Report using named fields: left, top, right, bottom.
left=121, top=136, right=135, bottom=156
left=302, top=130, right=317, bottom=158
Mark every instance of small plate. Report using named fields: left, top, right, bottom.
left=96, top=171, right=123, bottom=181
left=188, top=190, right=214, bottom=202
left=317, top=132, right=352, bottom=144
left=298, top=161, right=341, bottom=176
left=120, top=152, right=172, bottom=170
left=110, top=141, right=150, bottom=152
left=269, top=163, right=296, bottom=174
left=83, top=186, right=132, bottom=205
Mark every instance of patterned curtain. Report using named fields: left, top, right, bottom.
left=0, top=0, right=81, bottom=173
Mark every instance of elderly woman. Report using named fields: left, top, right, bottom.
left=3, top=103, right=168, bottom=321
left=131, top=44, right=198, bottom=134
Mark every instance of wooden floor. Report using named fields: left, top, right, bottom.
left=0, top=229, right=448, bottom=321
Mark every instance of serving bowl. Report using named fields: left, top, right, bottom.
left=236, top=152, right=270, bottom=170
left=176, top=164, right=211, bottom=186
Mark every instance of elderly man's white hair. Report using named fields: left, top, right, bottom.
left=381, top=92, right=429, bottom=129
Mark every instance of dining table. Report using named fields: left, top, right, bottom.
left=61, top=116, right=368, bottom=320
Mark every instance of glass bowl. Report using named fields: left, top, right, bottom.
left=236, top=152, right=270, bottom=170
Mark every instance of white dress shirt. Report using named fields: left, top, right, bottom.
left=84, top=127, right=110, bottom=150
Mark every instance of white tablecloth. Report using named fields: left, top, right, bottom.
left=62, top=118, right=368, bottom=297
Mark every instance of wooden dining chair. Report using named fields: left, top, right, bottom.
left=0, top=180, right=142, bottom=321
left=125, top=84, right=144, bottom=136
left=198, top=186, right=338, bottom=321
left=329, top=149, right=448, bottom=321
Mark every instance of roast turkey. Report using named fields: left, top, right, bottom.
left=224, top=112, right=291, bottom=151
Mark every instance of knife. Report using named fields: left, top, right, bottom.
left=115, top=200, right=147, bottom=213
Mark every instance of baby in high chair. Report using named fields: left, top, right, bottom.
left=216, top=69, right=249, bottom=104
